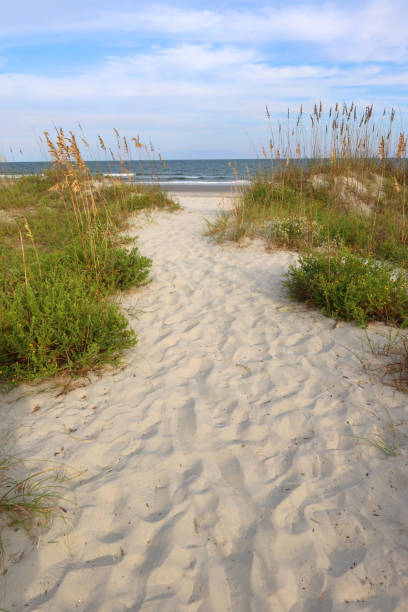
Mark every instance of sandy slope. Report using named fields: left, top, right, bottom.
left=1, top=190, right=408, bottom=611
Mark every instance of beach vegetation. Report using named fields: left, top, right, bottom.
left=0, top=129, right=177, bottom=387
left=285, top=251, right=408, bottom=327
left=207, top=102, right=408, bottom=383
left=352, top=407, right=400, bottom=457
left=0, top=452, right=70, bottom=573
left=363, top=330, right=408, bottom=393
left=207, top=102, right=407, bottom=266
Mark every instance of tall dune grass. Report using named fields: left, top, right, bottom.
left=208, top=102, right=407, bottom=265
left=208, top=102, right=408, bottom=386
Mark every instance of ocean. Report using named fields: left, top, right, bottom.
left=0, top=159, right=272, bottom=186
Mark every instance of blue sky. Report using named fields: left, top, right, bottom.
left=1, top=0, right=407, bottom=159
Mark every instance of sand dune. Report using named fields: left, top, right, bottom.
left=1, top=190, right=408, bottom=611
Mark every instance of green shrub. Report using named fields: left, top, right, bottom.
left=98, top=246, right=151, bottom=290
left=264, top=217, right=331, bottom=249
left=285, top=251, right=408, bottom=327
left=0, top=266, right=137, bottom=384
left=60, top=238, right=152, bottom=291
left=326, top=214, right=371, bottom=251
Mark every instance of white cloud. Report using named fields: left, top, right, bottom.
left=2, top=44, right=399, bottom=109
left=1, top=41, right=407, bottom=159
left=105, top=44, right=258, bottom=77
left=1, top=2, right=407, bottom=63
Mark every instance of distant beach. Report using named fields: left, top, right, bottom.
left=0, top=159, right=261, bottom=186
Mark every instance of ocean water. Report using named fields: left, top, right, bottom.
left=0, top=159, right=273, bottom=186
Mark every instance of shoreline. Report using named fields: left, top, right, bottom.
left=163, top=182, right=240, bottom=195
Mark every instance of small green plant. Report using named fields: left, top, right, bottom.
left=0, top=455, right=68, bottom=573
left=353, top=408, right=400, bottom=456
left=284, top=251, right=408, bottom=327
left=264, top=217, right=333, bottom=249
left=353, top=431, right=399, bottom=456
left=363, top=330, right=408, bottom=393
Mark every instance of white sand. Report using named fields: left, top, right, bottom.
left=2, top=191, right=408, bottom=611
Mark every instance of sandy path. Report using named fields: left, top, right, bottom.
left=2, top=192, right=408, bottom=611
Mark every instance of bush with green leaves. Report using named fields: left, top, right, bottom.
left=263, top=217, right=335, bottom=249
left=285, top=251, right=408, bottom=327
left=60, top=238, right=152, bottom=291
left=0, top=265, right=138, bottom=384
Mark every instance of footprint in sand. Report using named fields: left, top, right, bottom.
left=216, top=451, right=246, bottom=490
left=132, top=470, right=172, bottom=522
left=177, top=398, right=197, bottom=451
